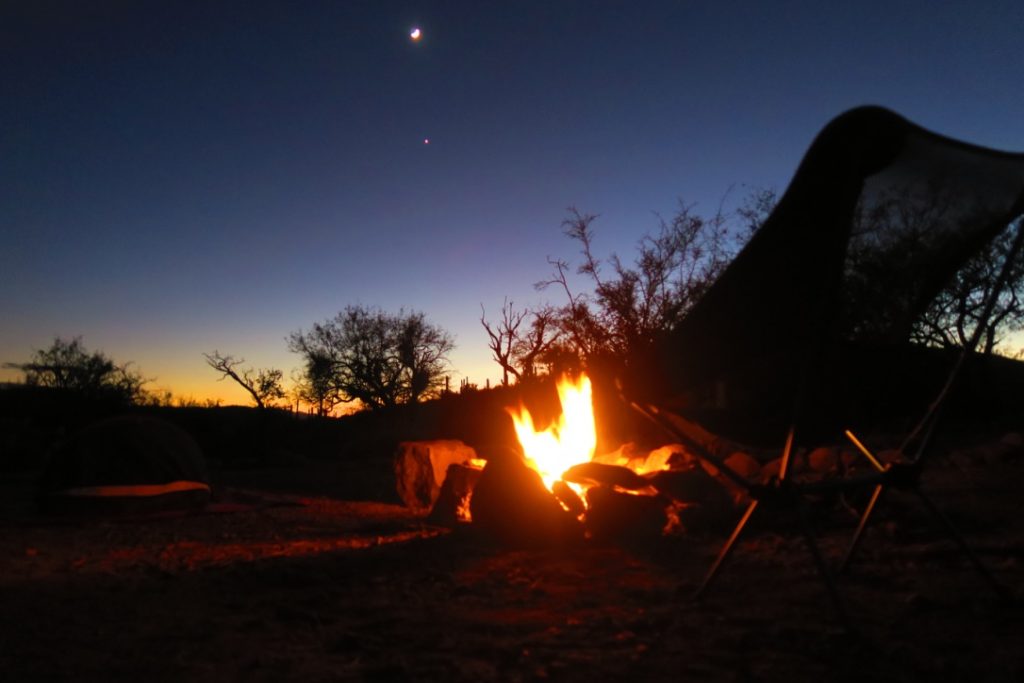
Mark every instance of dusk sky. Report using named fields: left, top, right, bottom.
left=3, top=1, right=1023, bottom=405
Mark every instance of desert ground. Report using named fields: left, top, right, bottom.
left=2, top=430, right=1023, bottom=682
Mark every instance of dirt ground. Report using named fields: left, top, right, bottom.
left=2, top=444, right=1023, bottom=682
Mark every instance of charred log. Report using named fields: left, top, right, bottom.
left=585, top=486, right=667, bottom=542
left=562, top=461, right=650, bottom=491
left=551, top=480, right=585, bottom=517
left=427, top=463, right=482, bottom=527
left=647, top=465, right=737, bottom=533
left=469, top=447, right=582, bottom=547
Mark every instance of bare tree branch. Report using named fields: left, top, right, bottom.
left=203, top=351, right=285, bottom=409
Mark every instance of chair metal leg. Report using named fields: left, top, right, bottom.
left=913, top=488, right=1010, bottom=600
left=778, top=426, right=796, bottom=481
left=693, top=499, right=759, bottom=599
left=838, top=482, right=885, bottom=574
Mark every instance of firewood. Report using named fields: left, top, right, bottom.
left=551, top=480, right=585, bottom=517
left=469, top=448, right=582, bottom=546
left=584, top=486, right=667, bottom=541
left=427, top=463, right=482, bottom=527
left=562, top=461, right=650, bottom=491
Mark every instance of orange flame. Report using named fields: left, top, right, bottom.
left=507, top=374, right=673, bottom=505
left=507, top=374, right=597, bottom=492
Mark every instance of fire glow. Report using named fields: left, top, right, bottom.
left=507, top=374, right=598, bottom=493
left=506, top=373, right=673, bottom=506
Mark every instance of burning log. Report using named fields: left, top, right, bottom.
left=427, top=463, right=483, bottom=527
left=647, top=465, right=736, bottom=533
left=551, top=480, right=585, bottom=517
left=469, top=447, right=583, bottom=547
left=584, top=486, right=667, bottom=541
left=561, top=461, right=651, bottom=492
left=394, top=440, right=480, bottom=511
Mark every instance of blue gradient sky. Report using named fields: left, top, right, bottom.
left=3, top=1, right=1023, bottom=404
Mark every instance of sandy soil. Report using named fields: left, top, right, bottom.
left=1, top=449, right=1023, bottom=682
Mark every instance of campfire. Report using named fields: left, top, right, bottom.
left=507, top=374, right=676, bottom=516
left=395, top=373, right=744, bottom=544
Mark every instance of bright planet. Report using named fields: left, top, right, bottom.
left=410, top=27, right=422, bottom=41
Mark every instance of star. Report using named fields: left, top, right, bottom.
left=410, top=27, right=422, bottom=42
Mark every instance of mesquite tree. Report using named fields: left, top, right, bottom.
left=539, top=192, right=771, bottom=367
left=288, top=306, right=454, bottom=410
left=480, top=299, right=561, bottom=384
left=203, top=351, right=286, bottom=409
left=5, top=336, right=148, bottom=404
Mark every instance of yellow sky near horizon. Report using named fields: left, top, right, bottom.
left=0, top=349, right=501, bottom=408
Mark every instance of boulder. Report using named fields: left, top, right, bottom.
left=724, top=451, right=761, bottom=480
left=394, top=440, right=479, bottom=511
left=38, top=415, right=210, bottom=515
left=807, top=446, right=839, bottom=474
left=760, top=451, right=807, bottom=482
left=1000, top=431, right=1024, bottom=448
left=991, top=432, right=1024, bottom=462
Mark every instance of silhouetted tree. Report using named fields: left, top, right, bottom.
left=481, top=299, right=526, bottom=386
left=203, top=351, right=286, bottom=409
left=4, top=336, right=148, bottom=404
left=290, top=358, right=344, bottom=416
left=843, top=184, right=1024, bottom=355
left=539, top=194, right=769, bottom=366
left=910, top=221, right=1024, bottom=354
left=288, top=306, right=454, bottom=410
left=480, top=299, right=562, bottom=384
left=397, top=311, right=455, bottom=403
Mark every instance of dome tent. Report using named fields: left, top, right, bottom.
left=38, top=415, right=211, bottom=514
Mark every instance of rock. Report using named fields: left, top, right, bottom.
left=761, top=457, right=782, bottom=482
left=840, top=449, right=859, bottom=471
left=724, top=451, right=761, bottom=480
left=562, top=461, right=651, bottom=491
left=469, top=450, right=582, bottom=546
left=427, top=463, right=483, bottom=527
left=394, top=440, right=480, bottom=511
left=585, top=486, right=667, bottom=541
left=807, top=447, right=839, bottom=474
left=1000, top=432, right=1024, bottom=448
left=761, top=451, right=808, bottom=481
left=993, top=432, right=1024, bottom=462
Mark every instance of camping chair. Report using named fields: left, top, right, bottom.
left=629, top=106, right=1024, bottom=626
